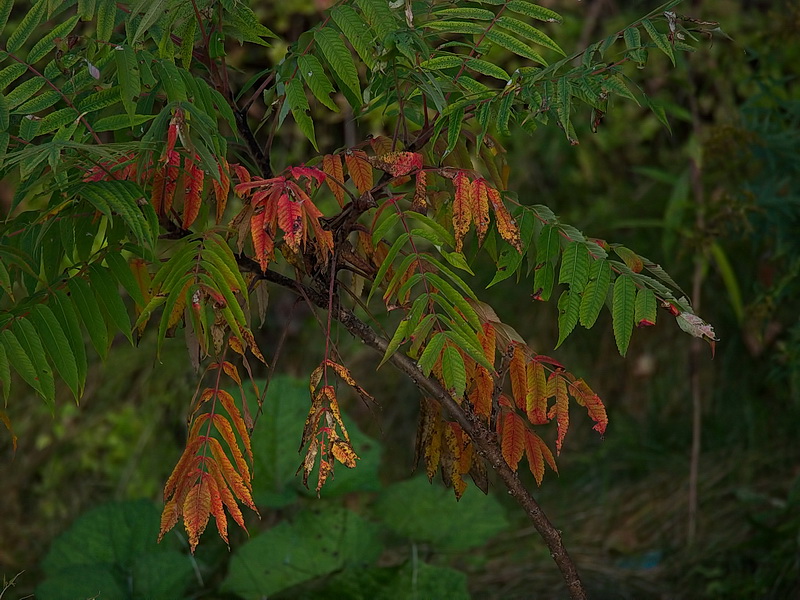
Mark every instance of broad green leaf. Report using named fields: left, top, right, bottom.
left=27, top=15, right=80, bottom=63
left=368, top=232, right=409, bottom=303
left=115, top=45, right=139, bottom=124
left=371, top=212, right=400, bottom=246
left=487, top=244, right=524, bottom=287
left=6, top=0, right=46, bottom=53
left=434, top=7, right=494, bottom=20
left=441, top=345, right=466, bottom=398
left=505, top=1, right=561, bottom=23
left=409, top=314, right=436, bottom=358
left=330, top=5, right=375, bottom=69
left=465, top=58, right=510, bottom=81
left=12, top=317, right=55, bottom=408
left=634, top=287, right=657, bottom=326
left=420, top=55, right=464, bottom=71
left=641, top=19, right=675, bottom=66
left=51, top=290, right=87, bottom=387
left=77, top=0, right=96, bottom=20
left=355, top=0, right=397, bottom=40
left=205, top=234, right=250, bottom=298
left=379, top=318, right=409, bottom=368
left=533, top=262, right=554, bottom=301
left=486, top=29, right=546, bottom=64
left=284, top=78, right=317, bottom=150
left=556, top=290, right=580, bottom=348
left=19, top=114, right=41, bottom=140
left=89, top=264, right=133, bottom=344
left=12, top=90, right=61, bottom=115
left=612, top=274, right=636, bottom=356
left=580, top=259, right=611, bottom=328
left=442, top=251, right=474, bottom=275
left=156, top=273, right=193, bottom=353
left=68, top=276, right=110, bottom=359
left=298, top=54, right=339, bottom=112
left=37, top=108, right=78, bottom=136
left=29, top=304, right=81, bottom=401
left=0, top=94, right=7, bottom=131
left=558, top=241, right=589, bottom=292
left=0, top=63, right=28, bottom=91
left=0, top=0, right=12, bottom=37
left=424, top=21, right=486, bottom=36
left=93, top=113, right=155, bottom=131
left=96, top=0, right=117, bottom=42
left=129, top=0, right=167, bottom=46
left=315, top=28, right=361, bottom=106
left=443, top=327, right=493, bottom=372
left=6, top=77, right=47, bottom=110
left=623, top=26, right=647, bottom=67
left=535, top=224, right=561, bottom=265
left=1, top=327, right=46, bottom=398
left=602, top=74, right=639, bottom=105
left=418, top=332, right=446, bottom=377
left=495, top=16, right=564, bottom=56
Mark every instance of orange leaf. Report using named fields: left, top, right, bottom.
left=471, top=366, right=493, bottom=420
left=526, top=360, right=549, bottom=425
left=371, top=151, right=423, bottom=177
left=206, top=459, right=247, bottom=531
left=345, top=149, right=373, bottom=194
left=547, top=373, right=570, bottom=455
left=369, top=135, right=394, bottom=155
left=204, top=471, right=229, bottom=545
left=183, top=477, right=212, bottom=552
left=212, top=157, right=231, bottom=224
left=480, top=322, right=496, bottom=363
left=452, top=171, right=473, bottom=253
left=211, top=413, right=251, bottom=486
left=524, top=430, right=558, bottom=486
left=151, top=150, right=180, bottom=216
left=486, top=184, right=521, bottom=252
left=441, top=421, right=466, bottom=498
left=471, top=179, right=491, bottom=243
left=207, top=437, right=258, bottom=512
left=316, top=458, right=333, bottom=493
left=321, top=359, right=375, bottom=404
left=331, top=438, right=359, bottom=467
left=216, top=389, right=253, bottom=463
left=322, top=154, right=346, bottom=207
left=220, top=361, right=241, bottom=386
left=319, top=385, right=350, bottom=442
left=510, top=343, right=528, bottom=411
left=158, top=495, right=179, bottom=542
left=277, top=191, right=304, bottom=252
left=163, top=436, right=205, bottom=500
left=425, top=415, right=443, bottom=482
left=250, top=207, right=272, bottom=272
left=500, top=409, right=525, bottom=471
left=411, top=170, right=428, bottom=212
left=183, top=155, right=205, bottom=229
left=570, top=378, right=608, bottom=435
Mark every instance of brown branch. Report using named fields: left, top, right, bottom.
left=238, top=258, right=587, bottom=600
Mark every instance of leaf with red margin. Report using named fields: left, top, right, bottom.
left=500, top=406, right=525, bottom=471
left=250, top=208, right=272, bottom=271
left=569, top=377, right=608, bottom=435
left=486, top=184, right=521, bottom=251
left=277, top=190, right=304, bottom=252
left=322, top=154, right=346, bottom=207
left=183, top=476, right=212, bottom=552
left=289, top=165, right=326, bottom=184
left=525, top=360, right=549, bottom=425
left=345, top=149, right=373, bottom=194
left=547, top=373, right=570, bottom=454
left=232, top=164, right=252, bottom=185
left=162, top=436, right=205, bottom=500
left=452, top=171, right=473, bottom=252
left=524, top=430, right=558, bottom=486
left=151, top=150, right=180, bottom=215
left=183, top=154, right=205, bottom=229
left=509, top=343, right=528, bottom=411
left=471, top=179, right=491, bottom=244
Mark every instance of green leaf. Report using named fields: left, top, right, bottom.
left=0, top=0, right=13, bottom=37
left=12, top=90, right=61, bottom=115
left=12, top=317, right=55, bottom=408
left=115, top=45, right=139, bottom=124
left=93, top=113, right=155, bottom=131
left=533, top=262, right=554, bottom=301
left=495, top=16, right=564, bottom=56
left=556, top=289, right=581, bottom=348
left=441, top=345, right=466, bottom=399
left=298, top=54, right=339, bottom=112
left=89, top=264, right=132, bottom=344
left=284, top=78, right=317, bottom=151
left=445, top=106, right=464, bottom=158
left=37, top=108, right=78, bottom=136
left=96, top=0, right=117, bottom=42
left=634, top=287, right=657, bottom=326
left=495, top=90, right=514, bottom=138
left=406, top=211, right=456, bottom=248
left=355, top=0, right=397, bottom=40
left=434, top=7, right=494, bottom=20
left=612, top=274, right=636, bottom=356
left=77, top=0, right=96, bottom=21
left=465, top=58, right=510, bottom=81
left=6, top=77, right=47, bottom=110
left=0, top=342, right=10, bottom=401
left=553, top=76, right=571, bottom=136
left=27, top=15, right=80, bottom=63
left=29, top=304, right=81, bottom=401
left=0, top=94, right=7, bottom=132
left=424, top=21, right=486, bottom=36
left=505, top=1, right=561, bottom=23
left=580, top=258, right=611, bottom=329
left=442, top=251, right=474, bottom=275
left=18, top=115, right=41, bottom=140
left=486, top=29, right=546, bottom=64
left=315, top=27, right=361, bottom=107
left=104, top=252, right=145, bottom=307
left=6, top=0, right=46, bottom=53
left=129, top=0, right=167, bottom=46
left=641, top=19, right=675, bottom=66
left=371, top=212, right=400, bottom=246
left=68, top=276, right=110, bottom=359
left=330, top=5, right=375, bottom=69
left=369, top=232, right=409, bottom=303
left=51, top=290, right=87, bottom=388
left=535, top=224, right=560, bottom=265
left=0, top=63, right=28, bottom=91
left=424, top=272, right=481, bottom=331
left=601, top=74, right=640, bottom=105
left=379, top=318, right=409, bottom=369
left=420, top=55, right=464, bottom=70
left=623, top=26, right=647, bottom=67
left=80, top=181, right=153, bottom=250
left=418, top=332, right=446, bottom=377
left=1, top=328, right=45, bottom=400
left=558, top=241, right=589, bottom=292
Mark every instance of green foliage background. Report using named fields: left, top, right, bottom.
left=1, top=0, right=799, bottom=598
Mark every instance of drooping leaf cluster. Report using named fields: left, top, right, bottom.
left=0, top=0, right=718, bottom=551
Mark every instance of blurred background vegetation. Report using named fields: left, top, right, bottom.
left=2, top=0, right=799, bottom=598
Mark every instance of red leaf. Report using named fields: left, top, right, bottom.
left=183, top=154, right=205, bottom=229
left=277, top=190, right=304, bottom=252
left=569, top=378, right=608, bottom=436
left=212, top=157, right=230, bottom=224
left=345, top=149, right=373, bottom=194
left=250, top=207, right=273, bottom=271
left=372, top=151, right=423, bottom=177
left=151, top=150, right=180, bottom=215
left=289, top=165, right=326, bottom=184
left=500, top=409, right=526, bottom=471
left=524, top=430, right=557, bottom=486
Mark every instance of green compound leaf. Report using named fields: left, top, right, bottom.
left=12, top=317, right=55, bottom=408
left=315, top=27, right=361, bottom=107
left=634, top=287, right=657, bottom=327
left=556, top=289, right=581, bottom=348
left=68, top=276, right=110, bottom=359
left=298, top=54, right=339, bottom=112
left=441, top=344, right=466, bottom=399
left=89, top=264, right=133, bottom=344
left=486, top=29, right=546, bottom=64
left=418, top=332, right=446, bottom=378
left=6, top=0, right=46, bottom=53
left=330, top=5, right=375, bottom=69
left=29, top=304, right=81, bottom=401
left=612, top=274, right=636, bottom=356
left=558, top=241, right=589, bottom=293
left=580, top=258, right=611, bottom=329
left=641, top=19, right=675, bottom=66
left=285, top=77, right=317, bottom=150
